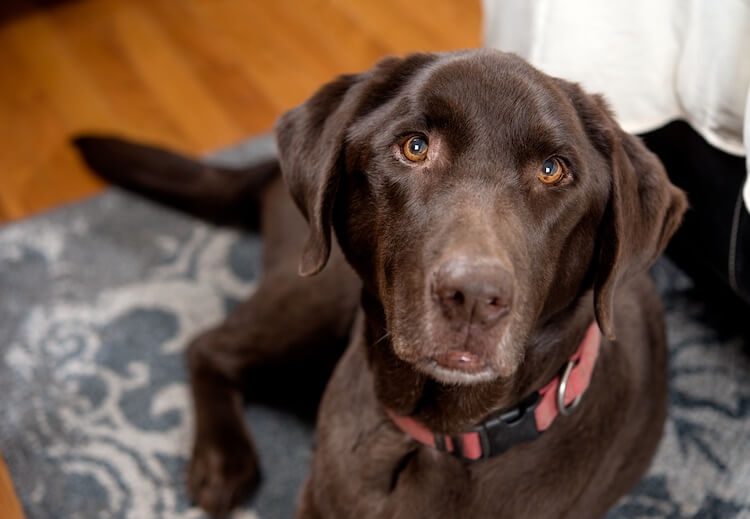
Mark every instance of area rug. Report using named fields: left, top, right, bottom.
left=1, top=135, right=749, bottom=518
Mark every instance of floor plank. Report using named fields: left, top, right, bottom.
left=0, top=457, right=24, bottom=519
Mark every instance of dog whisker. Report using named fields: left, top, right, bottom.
left=374, top=331, right=391, bottom=345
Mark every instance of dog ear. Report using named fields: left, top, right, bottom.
left=275, top=72, right=363, bottom=276
left=564, top=84, right=688, bottom=339
left=593, top=129, right=687, bottom=339
left=275, top=54, right=436, bottom=276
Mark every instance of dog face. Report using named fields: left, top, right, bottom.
left=276, top=50, right=685, bottom=387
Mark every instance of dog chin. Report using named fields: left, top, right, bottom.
left=416, top=360, right=498, bottom=386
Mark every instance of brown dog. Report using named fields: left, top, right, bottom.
left=75, top=49, right=686, bottom=518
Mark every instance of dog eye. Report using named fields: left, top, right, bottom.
left=537, top=157, right=566, bottom=185
left=402, top=135, right=429, bottom=162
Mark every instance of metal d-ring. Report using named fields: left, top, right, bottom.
left=557, top=360, right=582, bottom=416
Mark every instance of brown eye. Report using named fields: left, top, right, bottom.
left=537, top=157, right=566, bottom=185
left=402, top=135, right=429, bottom=162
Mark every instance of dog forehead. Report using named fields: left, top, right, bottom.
left=352, top=52, right=584, bottom=155
left=345, top=51, right=595, bottom=172
left=417, top=54, right=553, bottom=110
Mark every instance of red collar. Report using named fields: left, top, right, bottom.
left=386, top=322, right=602, bottom=461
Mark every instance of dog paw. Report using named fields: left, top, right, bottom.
left=188, top=438, right=261, bottom=517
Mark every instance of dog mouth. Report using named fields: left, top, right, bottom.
left=416, top=351, right=497, bottom=385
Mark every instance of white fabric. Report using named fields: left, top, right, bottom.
left=482, top=0, right=750, bottom=210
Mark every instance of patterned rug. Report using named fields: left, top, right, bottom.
left=1, top=136, right=749, bottom=518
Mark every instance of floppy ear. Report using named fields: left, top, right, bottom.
left=275, top=72, right=364, bottom=276
left=594, top=129, right=687, bottom=338
left=564, top=85, right=688, bottom=339
left=275, top=54, right=436, bottom=276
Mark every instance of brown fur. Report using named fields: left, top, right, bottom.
left=75, top=49, right=687, bottom=518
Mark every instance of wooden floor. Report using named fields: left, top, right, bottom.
left=0, top=0, right=480, bottom=515
left=0, top=457, right=24, bottom=519
left=0, top=0, right=481, bottom=224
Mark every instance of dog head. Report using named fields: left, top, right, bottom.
left=276, top=50, right=685, bottom=388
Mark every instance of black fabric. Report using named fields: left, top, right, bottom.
left=639, top=121, right=750, bottom=305
left=736, top=203, right=750, bottom=302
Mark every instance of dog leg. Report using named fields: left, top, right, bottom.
left=186, top=253, right=358, bottom=517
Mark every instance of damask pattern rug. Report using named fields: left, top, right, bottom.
left=1, top=136, right=749, bottom=518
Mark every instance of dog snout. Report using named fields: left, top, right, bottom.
left=432, top=259, right=512, bottom=328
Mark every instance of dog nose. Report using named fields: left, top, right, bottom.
left=433, top=259, right=512, bottom=328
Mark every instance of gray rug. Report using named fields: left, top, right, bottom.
left=1, top=136, right=749, bottom=519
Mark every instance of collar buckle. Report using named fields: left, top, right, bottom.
left=471, top=391, right=541, bottom=459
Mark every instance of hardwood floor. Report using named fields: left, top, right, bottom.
left=0, top=1, right=480, bottom=515
left=0, top=456, right=24, bottom=519
left=0, top=0, right=481, bottom=224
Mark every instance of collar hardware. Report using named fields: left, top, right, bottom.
left=470, top=391, right=541, bottom=459
left=557, top=359, right=582, bottom=416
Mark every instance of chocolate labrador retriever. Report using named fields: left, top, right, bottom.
left=75, top=49, right=686, bottom=518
